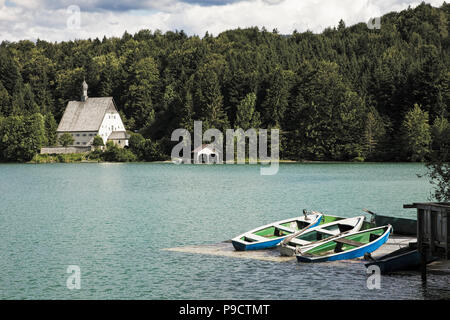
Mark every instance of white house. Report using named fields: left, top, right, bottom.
left=55, top=81, right=129, bottom=148
left=192, top=144, right=221, bottom=163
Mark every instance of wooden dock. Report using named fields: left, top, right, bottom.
left=404, top=202, right=450, bottom=280
left=163, top=235, right=450, bottom=274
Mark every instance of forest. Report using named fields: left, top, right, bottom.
left=0, top=2, right=449, bottom=163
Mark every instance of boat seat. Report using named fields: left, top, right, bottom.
left=274, top=225, right=295, bottom=234
left=334, top=238, right=365, bottom=253
left=316, top=229, right=337, bottom=236
left=244, top=234, right=270, bottom=242
left=334, top=238, right=364, bottom=247
left=289, top=238, right=310, bottom=246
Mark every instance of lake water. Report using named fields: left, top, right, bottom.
left=0, top=162, right=449, bottom=299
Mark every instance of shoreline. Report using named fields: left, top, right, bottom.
left=4, top=152, right=431, bottom=165
left=15, top=152, right=431, bottom=165
left=18, top=159, right=430, bottom=164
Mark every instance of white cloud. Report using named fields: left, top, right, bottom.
left=0, top=0, right=446, bottom=42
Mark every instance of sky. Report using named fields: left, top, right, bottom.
left=0, top=0, right=446, bottom=42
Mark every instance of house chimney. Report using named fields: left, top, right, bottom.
left=81, top=80, right=88, bottom=102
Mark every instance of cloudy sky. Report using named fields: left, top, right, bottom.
left=0, top=0, right=446, bottom=42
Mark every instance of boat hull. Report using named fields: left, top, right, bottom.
left=232, top=215, right=322, bottom=251
left=374, top=215, right=416, bottom=236
left=296, top=225, right=392, bottom=263
left=232, top=237, right=285, bottom=251
left=365, top=249, right=421, bottom=274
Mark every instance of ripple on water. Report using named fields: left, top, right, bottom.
left=0, top=163, right=443, bottom=299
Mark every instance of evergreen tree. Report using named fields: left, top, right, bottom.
left=427, top=118, right=450, bottom=201
left=260, top=68, right=292, bottom=128
left=0, top=113, right=46, bottom=162
left=0, top=3, right=448, bottom=162
left=0, top=82, right=10, bottom=116
left=401, top=104, right=432, bottom=161
left=235, top=92, right=261, bottom=130
left=290, top=61, right=367, bottom=160
left=191, top=68, right=229, bottom=131
left=123, top=57, right=159, bottom=130
left=44, top=112, right=57, bottom=146
left=23, top=84, right=40, bottom=114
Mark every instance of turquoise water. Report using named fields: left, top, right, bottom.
left=0, top=162, right=449, bottom=299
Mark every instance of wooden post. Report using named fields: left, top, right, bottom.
left=445, top=211, right=449, bottom=259
left=418, top=207, right=427, bottom=282
left=420, top=250, right=427, bottom=282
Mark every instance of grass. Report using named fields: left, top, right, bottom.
left=30, top=153, right=96, bottom=163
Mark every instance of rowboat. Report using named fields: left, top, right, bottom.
left=364, top=242, right=437, bottom=274
left=231, top=212, right=323, bottom=251
left=373, top=215, right=416, bottom=236
left=278, top=216, right=366, bottom=256
left=363, top=209, right=416, bottom=236
left=296, top=225, right=392, bottom=263
left=364, top=245, right=421, bottom=274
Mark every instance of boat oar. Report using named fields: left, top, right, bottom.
left=280, top=211, right=322, bottom=246
left=280, top=225, right=311, bottom=246
left=362, top=208, right=377, bottom=224
left=362, top=208, right=377, bottom=215
left=296, top=229, right=354, bottom=255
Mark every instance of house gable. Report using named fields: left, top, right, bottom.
left=98, top=111, right=127, bottom=144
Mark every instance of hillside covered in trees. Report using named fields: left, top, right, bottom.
left=0, top=2, right=449, bottom=162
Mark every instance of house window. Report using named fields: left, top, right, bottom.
left=82, top=142, right=86, bottom=145
left=82, top=134, right=86, bottom=136
left=76, top=134, right=80, bottom=136
left=89, top=134, right=93, bottom=136
left=76, top=142, right=80, bottom=145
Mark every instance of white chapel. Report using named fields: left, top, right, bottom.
left=56, top=81, right=130, bottom=148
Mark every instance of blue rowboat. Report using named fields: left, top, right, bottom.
left=364, top=246, right=420, bottom=274
left=231, top=212, right=323, bottom=251
left=296, top=225, right=392, bottom=263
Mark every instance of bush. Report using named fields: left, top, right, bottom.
left=0, top=114, right=47, bottom=162
left=59, top=133, right=74, bottom=147
left=92, top=135, right=104, bottom=148
left=128, top=132, right=165, bottom=161
left=101, top=142, right=137, bottom=162
left=88, top=148, right=103, bottom=161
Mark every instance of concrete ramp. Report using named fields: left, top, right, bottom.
left=163, top=236, right=450, bottom=275
left=163, top=236, right=417, bottom=263
left=164, top=241, right=295, bottom=263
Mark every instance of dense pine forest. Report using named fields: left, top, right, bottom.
left=0, top=2, right=449, bottom=162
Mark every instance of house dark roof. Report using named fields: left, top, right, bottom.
left=107, top=131, right=130, bottom=140
left=57, top=97, right=117, bottom=132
